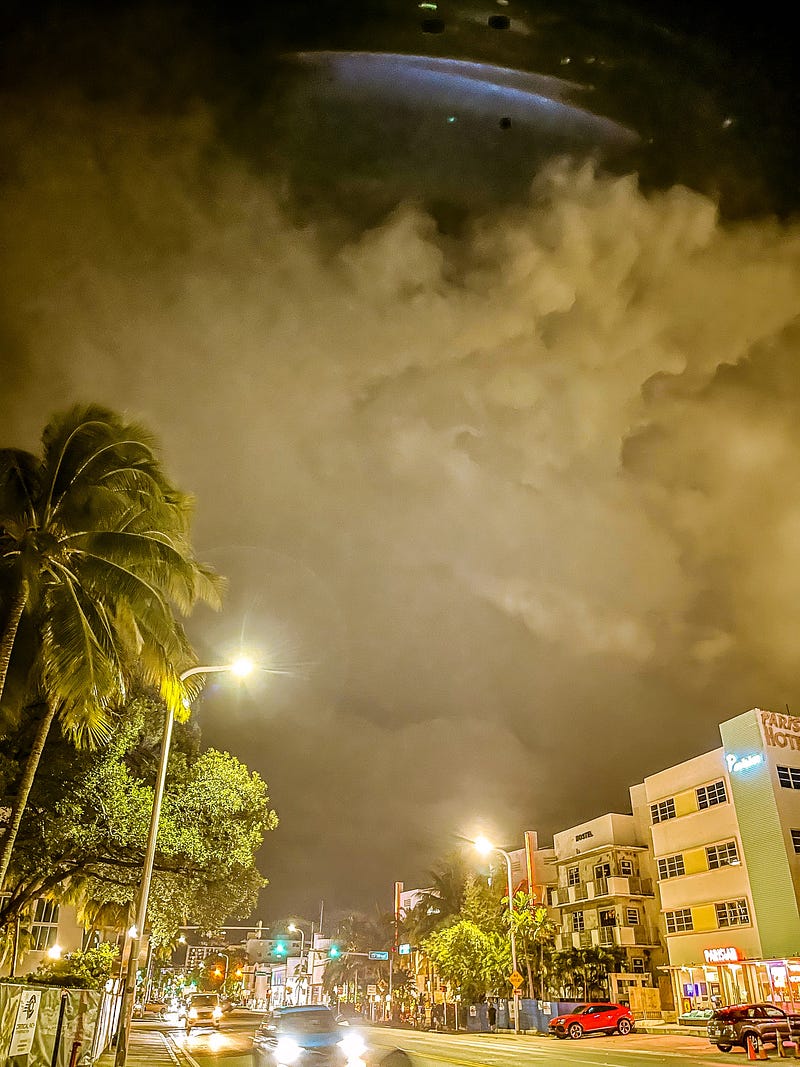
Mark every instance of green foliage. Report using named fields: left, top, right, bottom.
left=503, top=890, right=558, bottom=997
left=423, top=919, right=511, bottom=1001
left=400, top=850, right=471, bottom=944
left=550, top=945, right=627, bottom=999
left=0, top=692, right=277, bottom=949
left=0, top=403, right=223, bottom=734
left=0, top=404, right=223, bottom=894
left=322, top=912, right=392, bottom=994
left=462, top=875, right=505, bottom=933
left=24, top=942, right=119, bottom=990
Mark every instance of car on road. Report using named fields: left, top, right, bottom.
left=549, top=1002, right=635, bottom=1039
left=252, top=1004, right=368, bottom=1066
left=708, top=1003, right=800, bottom=1052
left=182, top=992, right=224, bottom=1033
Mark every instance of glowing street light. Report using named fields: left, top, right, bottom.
left=288, top=923, right=306, bottom=957
left=472, top=836, right=520, bottom=1034
left=115, top=658, right=256, bottom=1067
left=47, top=944, right=62, bottom=960
left=217, top=951, right=230, bottom=993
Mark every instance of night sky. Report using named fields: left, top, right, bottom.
left=1, top=0, right=799, bottom=923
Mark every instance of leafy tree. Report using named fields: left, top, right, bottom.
left=461, top=875, right=504, bottom=933
left=423, top=920, right=510, bottom=1002
left=322, top=912, right=391, bottom=998
left=401, top=850, right=471, bottom=944
left=201, top=947, right=248, bottom=993
left=0, top=693, right=277, bottom=954
left=21, top=943, right=119, bottom=990
left=0, top=404, right=222, bottom=891
left=420, top=874, right=513, bottom=1003
left=504, top=891, right=558, bottom=998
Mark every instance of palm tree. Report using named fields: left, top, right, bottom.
left=0, top=404, right=222, bottom=891
left=322, top=913, right=389, bottom=1000
left=404, top=850, right=471, bottom=943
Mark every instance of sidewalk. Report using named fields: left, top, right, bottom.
left=95, top=1022, right=189, bottom=1067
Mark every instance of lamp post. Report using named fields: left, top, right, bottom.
left=288, top=923, right=306, bottom=959
left=288, top=923, right=308, bottom=1005
left=115, top=657, right=254, bottom=1066
left=218, top=952, right=230, bottom=994
left=474, top=836, right=520, bottom=1035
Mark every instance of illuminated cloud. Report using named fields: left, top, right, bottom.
left=2, top=93, right=800, bottom=912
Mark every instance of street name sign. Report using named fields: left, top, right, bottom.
left=369, top=950, right=389, bottom=960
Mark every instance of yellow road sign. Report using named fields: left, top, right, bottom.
left=508, top=970, right=524, bottom=989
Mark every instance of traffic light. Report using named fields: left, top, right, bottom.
left=272, top=940, right=288, bottom=958
left=328, top=943, right=341, bottom=959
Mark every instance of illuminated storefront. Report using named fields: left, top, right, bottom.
left=669, top=947, right=800, bottom=1013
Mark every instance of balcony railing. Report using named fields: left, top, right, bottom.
left=558, top=876, right=654, bottom=901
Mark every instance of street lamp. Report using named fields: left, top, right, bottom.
left=115, top=658, right=255, bottom=1066
left=288, top=923, right=310, bottom=1005
left=288, top=923, right=306, bottom=958
left=474, top=836, right=520, bottom=1034
left=218, top=952, right=230, bottom=994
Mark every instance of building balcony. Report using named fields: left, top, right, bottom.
left=557, top=877, right=654, bottom=905
left=559, top=925, right=659, bottom=951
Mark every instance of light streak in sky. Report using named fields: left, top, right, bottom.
left=289, top=51, right=638, bottom=145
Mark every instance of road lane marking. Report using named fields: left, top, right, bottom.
left=165, top=1032, right=202, bottom=1067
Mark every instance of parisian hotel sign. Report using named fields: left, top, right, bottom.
left=761, top=710, right=800, bottom=750
left=704, top=947, right=741, bottom=964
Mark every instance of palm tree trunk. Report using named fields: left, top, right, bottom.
left=0, top=580, right=28, bottom=706
left=0, top=700, right=57, bottom=893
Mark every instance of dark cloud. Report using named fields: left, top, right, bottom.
left=1, top=0, right=799, bottom=920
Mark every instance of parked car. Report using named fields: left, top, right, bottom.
left=183, top=992, right=224, bottom=1033
left=549, top=1002, right=635, bottom=1040
left=708, top=1004, right=800, bottom=1052
left=252, top=1005, right=367, bottom=1066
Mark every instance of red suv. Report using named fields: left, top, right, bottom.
left=549, top=1003, right=635, bottom=1039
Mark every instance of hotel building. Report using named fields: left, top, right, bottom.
left=636, top=708, right=800, bottom=1012
left=550, top=812, right=667, bottom=1004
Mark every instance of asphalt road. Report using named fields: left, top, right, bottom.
left=157, top=1011, right=751, bottom=1067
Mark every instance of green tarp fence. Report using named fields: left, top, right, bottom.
left=0, top=982, right=119, bottom=1065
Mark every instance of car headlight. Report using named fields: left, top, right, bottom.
left=213, top=1007, right=223, bottom=1020
left=275, top=1036, right=302, bottom=1064
left=339, top=1031, right=367, bottom=1059
left=188, top=1009, right=198, bottom=1019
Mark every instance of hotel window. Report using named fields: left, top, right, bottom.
left=620, top=859, right=634, bottom=876
left=696, top=779, right=727, bottom=809
left=651, top=798, right=676, bottom=824
left=665, top=908, right=693, bottom=933
left=777, top=766, right=800, bottom=790
left=657, top=853, right=685, bottom=880
left=599, top=908, right=617, bottom=928
left=631, top=957, right=646, bottom=973
left=791, top=829, right=800, bottom=854
left=626, top=907, right=640, bottom=926
left=567, top=866, right=580, bottom=886
left=715, top=899, right=750, bottom=927
left=31, top=899, right=59, bottom=952
left=572, top=911, right=585, bottom=932
left=594, top=862, right=611, bottom=880
left=706, top=840, right=739, bottom=869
